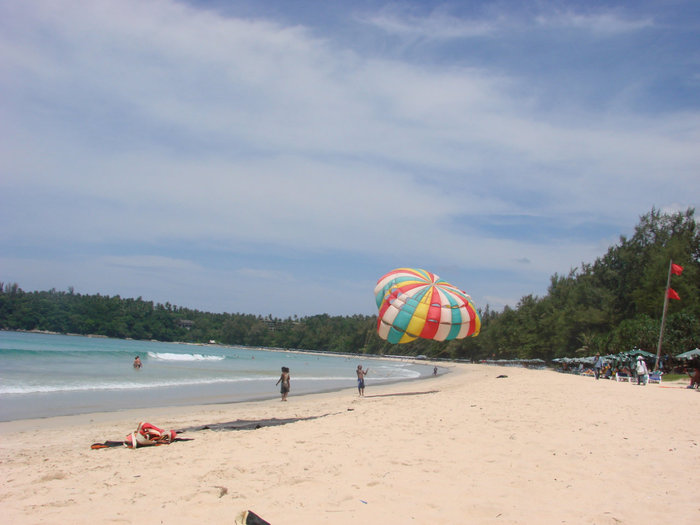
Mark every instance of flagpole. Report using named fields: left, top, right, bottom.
left=654, top=259, right=673, bottom=371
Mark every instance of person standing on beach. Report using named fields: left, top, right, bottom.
left=133, top=356, right=142, bottom=369
left=593, top=354, right=603, bottom=380
left=276, top=366, right=290, bottom=401
left=686, top=365, right=700, bottom=389
left=635, top=357, right=649, bottom=385
left=356, top=365, right=369, bottom=396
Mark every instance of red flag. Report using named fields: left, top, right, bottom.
left=671, top=263, right=684, bottom=275
left=667, top=288, right=680, bottom=300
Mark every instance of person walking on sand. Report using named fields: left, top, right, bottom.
left=276, top=366, right=290, bottom=401
left=133, top=356, right=142, bottom=369
left=593, top=353, right=603, bottom=380
left=356, top=365, right=369, bottom=396
left=687, top=365, right=700, bottom=389
left=636, top=356, right=649, bottom=385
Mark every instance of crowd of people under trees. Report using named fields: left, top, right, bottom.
left=558, top=352, right=700, bottom=389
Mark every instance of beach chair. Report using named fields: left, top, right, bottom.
left=648, top=372, right=662, bottom=384
left=615, top=372, right=633, bottom=383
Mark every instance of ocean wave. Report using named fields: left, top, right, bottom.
left=0, top=370, right=421, bottom=395
left=0, top=347, right=133, bottom=359
left=146, top=351, right=225, bottom=362
left=363, top=365, right=421, bottom=379
left=0, top=376, right=267, bottom=394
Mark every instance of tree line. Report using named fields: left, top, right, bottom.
left=1, top=208, right=698, bottom=360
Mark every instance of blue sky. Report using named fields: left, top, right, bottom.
left=1, top=0, right=699, bottom=317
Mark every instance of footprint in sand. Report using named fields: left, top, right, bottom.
left=38, top=471, right=67, bottom=482
left=44, top=498, right=77, bottom=508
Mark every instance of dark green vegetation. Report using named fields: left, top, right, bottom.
left=1, top=209, right=698, bottom=360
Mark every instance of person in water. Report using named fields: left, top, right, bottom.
left=276, top=366, right=290, bottom=401
left=133, top=356, right=142, bottom=369
left=356, top=365, right=369, bottom=396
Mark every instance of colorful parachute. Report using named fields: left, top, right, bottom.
left=374, top=268, right=481, bottom=344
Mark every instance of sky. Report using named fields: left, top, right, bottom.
left=1, top=0, right=699, bottom=318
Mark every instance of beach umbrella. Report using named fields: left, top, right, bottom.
left=675, top=348, right=700, bottom=360
left=624, top=349, right=656, bottom=359
left=374, top=268, right=481, bottom=344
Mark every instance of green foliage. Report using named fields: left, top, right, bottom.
left=1, top=208, right=698, bottom=359
left=0, top=285, right=383, bottom=353
left=471, top=207, right=699, bottom=359
left=660, top=373, right=687, bottom=382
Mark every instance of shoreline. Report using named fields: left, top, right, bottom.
left=1, top=330, right=444, bottom=423
left=0, top=361, right=452, bottom=434
left=0, top=362, right=447, bottom=428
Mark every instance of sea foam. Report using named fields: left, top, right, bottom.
left=147, top=351, right=225, bottom=361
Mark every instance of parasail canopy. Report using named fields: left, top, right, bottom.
left=374, top=268, right=481, bottom=344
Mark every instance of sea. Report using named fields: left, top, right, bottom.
left=0, top=330, right=436, bottom=421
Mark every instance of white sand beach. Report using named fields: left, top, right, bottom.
left=1, top=363, right=698, bottom=524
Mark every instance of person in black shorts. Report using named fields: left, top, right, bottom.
left=356, top=365, right=369, bottom=396
left=276, top=366, right=290, bottom=401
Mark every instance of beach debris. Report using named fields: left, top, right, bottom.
left=496, top=374, right=508, bottom=378
left=91, top=421, right=193, bottom=449
left=214, top=485, right=228, bottom=498
left=364, top=390, right=438, bottom=398
left=124, top=422, right=178, bottom=448
left=91, top=438, right=193, bottom=449
left=178, top=414, right=336, bottom=433
left=235, top=510, right=270, bottom=525
left=374, top=268, right=481, bottom=344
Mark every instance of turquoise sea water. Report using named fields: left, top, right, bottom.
left=0, top=331, right=435, bottom=421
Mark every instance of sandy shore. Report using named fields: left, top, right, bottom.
left=1, top=364, right=698, bottom=524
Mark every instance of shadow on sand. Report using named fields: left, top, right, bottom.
left=363, top=390, right=439, bottom=398
left=178, top=414, right=336, bottom=433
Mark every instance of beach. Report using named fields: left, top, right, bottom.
left=1, top=363, right=698, bottom=524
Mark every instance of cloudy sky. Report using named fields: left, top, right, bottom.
left=1, top=0, right=699, bottom=317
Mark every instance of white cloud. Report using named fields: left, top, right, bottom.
left=99, top=255, right=202, bottom=272
left=362, top=6, right=495, bottom=39
left=535, top=10, right=654, bottom=35
left=237, top=268, right=294, bottom=281
left=362, top=5, right=652, bottom=40
left=1, top=0, right=698, bottom=316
